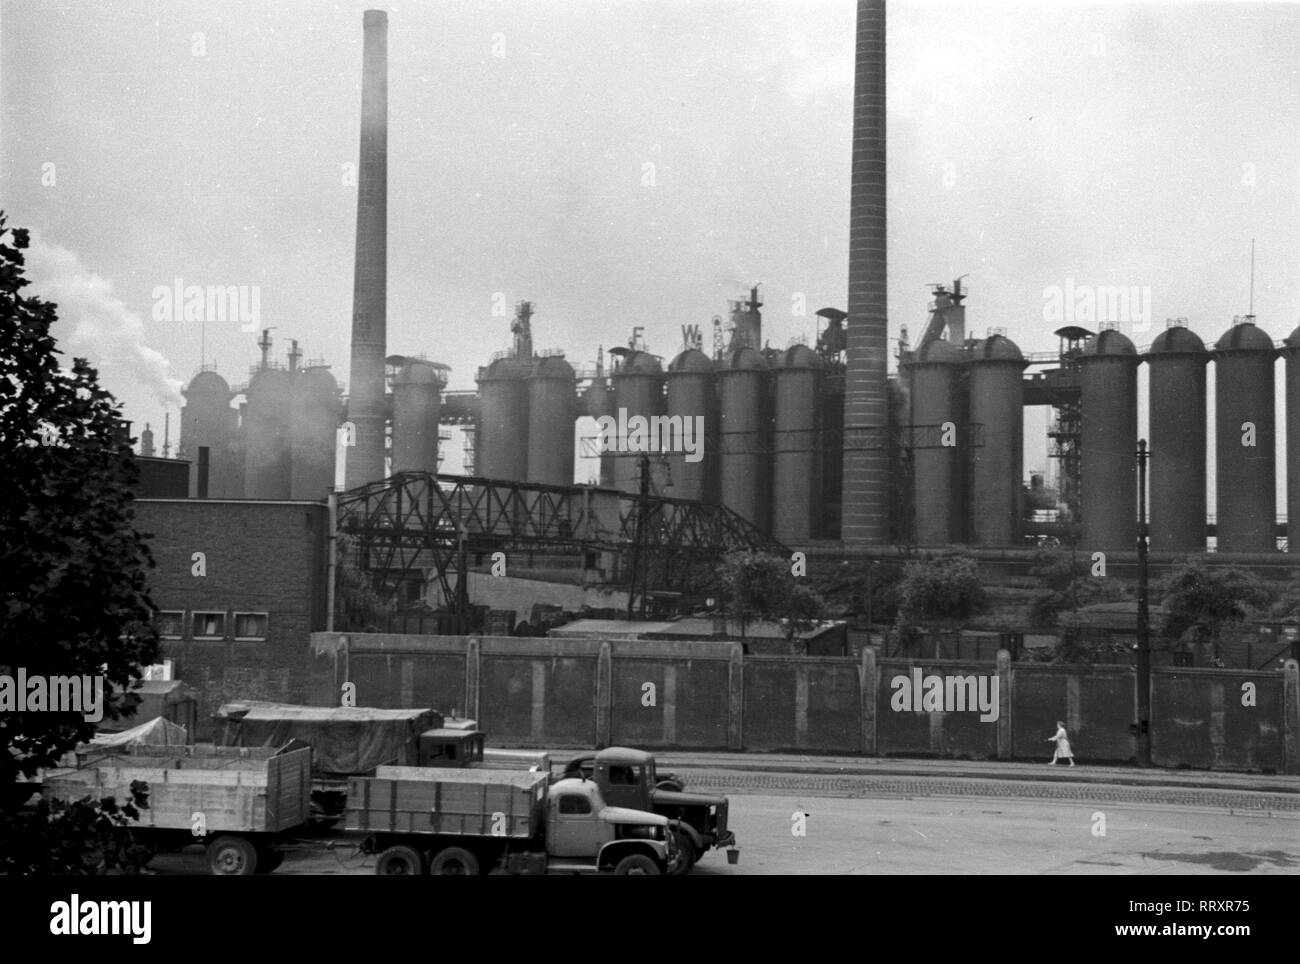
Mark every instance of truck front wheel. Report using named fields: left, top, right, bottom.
left=614, top=854, right=662, bottom=875
left=428, top=846, right=480, bottom=876
left=669, top=830, right=697, bottom=876
left=374, top=845, right=425, bottom=875
left=207, top=835, right=258, bottom=876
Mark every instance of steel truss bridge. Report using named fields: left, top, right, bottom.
left=335, top=470, right=788, bottom=617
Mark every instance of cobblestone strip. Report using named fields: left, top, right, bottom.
left=686, top=769, right=1300, bottom=811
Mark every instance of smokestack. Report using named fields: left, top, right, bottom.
left=346, top=9, right=390, bottom=489
left=841, top=0, right=888, bottom=544
left=197, top=446, right=210, bottom=499
left=141, top=423, right=155, bottom=457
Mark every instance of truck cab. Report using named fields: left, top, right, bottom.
left=524, top=777, right=675, bottom=875
left=417, top=728, right=485, bottom=767
left=561, top=747, right=737, bottom=873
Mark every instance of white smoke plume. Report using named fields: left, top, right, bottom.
left=24, top=238, right=184, bottom=408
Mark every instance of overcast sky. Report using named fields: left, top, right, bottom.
left=4, top=0, right=1300, bottom=491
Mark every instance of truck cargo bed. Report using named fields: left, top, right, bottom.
left=346, top=767, right=547, bottom=838
left=42, top=744, right=311, bottom=834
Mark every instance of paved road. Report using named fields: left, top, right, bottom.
left=148, top=792, right=1300, bottom=876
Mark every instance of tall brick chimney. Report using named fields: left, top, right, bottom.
left=345, top=9, right=389, bottom=489
left=841, top=0, right=888, bottom=544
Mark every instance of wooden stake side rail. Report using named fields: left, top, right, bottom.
left=42, top=745, right=312, bottom=834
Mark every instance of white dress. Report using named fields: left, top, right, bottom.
left=1053, top=727, right=1073, bottom=759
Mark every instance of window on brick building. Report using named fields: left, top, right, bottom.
left=193, top=612, right=226, bottom=639
left=233, top=612, right=268, bottom=639
left=156, top=611, right=184, bottom=639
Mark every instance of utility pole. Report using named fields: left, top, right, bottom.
left=626, top=453, right=651, bottom=620
left=1135, top=439, right=1151, bottom=766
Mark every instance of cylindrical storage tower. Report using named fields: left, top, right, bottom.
left=1213, top=320, right=1276, bottom=553
left=1078, top=329, right=1138, bottom=552
left=1283, top=327, right=1300, bottom=551
left=666, top=349, right=716, bottom=504
left=582, top=374, right=617, bottom=487
left=181, top=370, right=242, bottom=498
left=391, top=360, right=442, bottom=476
left=527, top=355, right=577, bottom=486
left=243, top=367, right=293, bottom=499
left=475, top=355, right=529, bottom=481
left=1145, top=325, right=1207, bottom=552
left=773, top=345, right=825, bottom=543
left=905, top=339, right=962, bottom=546
left=289, top=366, right=343, bottom=500
left=612, top=351, right=665, bottom=493
left=717, top=347, right=769, bottom=528
left=968, top=334, right=1026, bottom=547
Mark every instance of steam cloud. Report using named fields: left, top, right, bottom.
left=24, top=237, right=184, bottom=408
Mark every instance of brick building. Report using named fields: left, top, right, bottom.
left=134, top=499, right=329, bottom=737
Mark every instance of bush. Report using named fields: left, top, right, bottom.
left=1158, top=561, right=1273, bottom=644
left=1026, top=549, right=1127, bottom=630
left=896, top=551, right=986, bottom=631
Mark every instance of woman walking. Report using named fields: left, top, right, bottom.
left=1046, top=720, right=1075, bottom=766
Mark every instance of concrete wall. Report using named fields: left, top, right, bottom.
left=877, top=659, right=1000, bottom=759
left=309, top=633, right=1300, bottom=773
left=1150, top=668, right=1285, bottom=771
left=1010, top=664, right=1136, bottom=763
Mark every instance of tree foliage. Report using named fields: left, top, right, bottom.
left=895, top=550, right=986, bottom=632
left=1157, top=561, right=1272, bottom=644
left=717, top=550, right=827, bottom=649
left=0, top=783, right=152, bottom=875
left=0, top=214, right=159, bottom=799
left=810, top=559, right=905, bottom=625
left=1026, top=548, right=1127, bottom=631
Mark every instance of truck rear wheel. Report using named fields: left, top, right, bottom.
left=207, top=835, right=258, bottom=876
left=614, top=854, right=662, bottom=875
left=428, top=846, right=480, bottom=876
left=375, top=845, right=424, bottom=875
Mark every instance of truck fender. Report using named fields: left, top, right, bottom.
left=667, top=818, right=705, bottom=852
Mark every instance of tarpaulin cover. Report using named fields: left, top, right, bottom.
left=214, top=701, right=442, bottom=776
left=90, top=716, right=188, bottom=748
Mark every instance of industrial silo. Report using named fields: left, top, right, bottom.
left=581, top=369, right=617, bottom=487
left=772, top=344, right=825, bottom=543
left=475, top=354, right=529, bottom=482
left=968, top=334, right=1026, bottom=547
left=1145, top=324, right=1207, bottom=552
left=666, top=348, right=716, bottom=504
left=527, top=354, right=577, bottom=487
left=1078, top=328, right=1139, bottom=552
left=243, top=366, right=293, bottom=499
left=180, top=370, right=242, bottom=498
left=612, top=351, right=665, bottom=493
left=1283, top=327, right=1300, bottom=552
left=717, top=346, right=769, bottom=528
left=905, top=338, right=963, bottom=546
left=391, top=359, right=442, bottom=476
left=1213, top=320, right=1276, bottom=553
left=289, top=365, right=343, bottom=500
